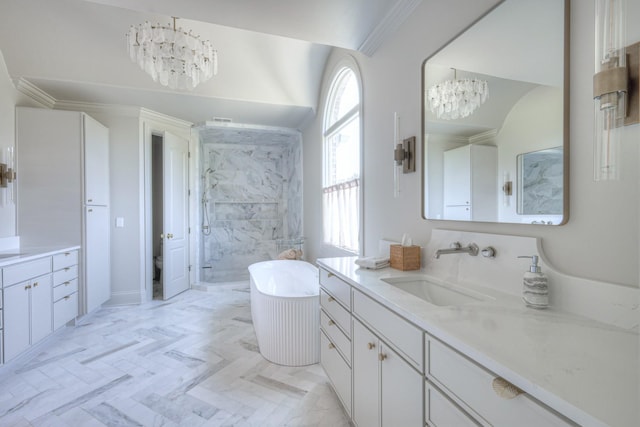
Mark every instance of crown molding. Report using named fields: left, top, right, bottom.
left=55, top=100, right=142, bottom=117
left=358, top=0, right=423, bottom=56
left=139, top=107, right=193, bottom=129
left=13, top=78, right=56, bottom=109
left=469, top=128, right=498, bottom=145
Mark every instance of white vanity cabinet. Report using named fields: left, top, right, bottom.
left=443, top=144, right=497, bottom=221
left=319, top=268, right=352, bottom=416
left=425, top=334, right=574, bottom=427
left=2, top=257, right=53, bottom=362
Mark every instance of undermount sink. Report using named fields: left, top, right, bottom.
left=381, top=276, right=487, bottom=306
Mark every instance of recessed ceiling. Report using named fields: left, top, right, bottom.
left=0, top=0, right=421, bottom=129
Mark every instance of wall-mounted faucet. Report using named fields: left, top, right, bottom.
left=434, top=242, right=479, bottom=259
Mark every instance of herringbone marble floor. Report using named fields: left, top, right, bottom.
left=0, top=283, right=351, bottom=426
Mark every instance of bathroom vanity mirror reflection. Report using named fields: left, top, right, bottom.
left=421, top=0, right=569, bottom=225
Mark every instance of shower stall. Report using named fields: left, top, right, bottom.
left=197, top=123, right=303, bottom=283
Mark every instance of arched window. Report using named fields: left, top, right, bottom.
left=322, top=64, right=362, bottom=253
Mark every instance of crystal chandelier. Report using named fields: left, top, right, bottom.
left=427, top=69, right=488, bottom=120
left=126, top=17, right=217, bottom=90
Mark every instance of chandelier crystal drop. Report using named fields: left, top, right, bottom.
left=126, top=17, right=217, bottom=90
left=427, top=70, right=488, bottom=120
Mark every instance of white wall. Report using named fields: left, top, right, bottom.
left=303, top=0, right=640, bottom=288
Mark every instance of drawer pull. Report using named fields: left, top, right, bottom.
left=64, top=281, right=70, bottom=286
left=378, top=353, right=387, bottom=361
left=64, top=252, right=71, bottom=256
left=64, top=296, right=71, bottom=300
left=328, top=343, right=335, bottom=350
left=367, top=342, right=376, bottom=350
left=492, top=377, right=524, bottom=399
left=327, top=272, right=335, bottom=278
left=327, top=296, right=335, bottom=302
left=64, top=267, right=70, bottom=272
left=327, top=319, right=335, bottom=326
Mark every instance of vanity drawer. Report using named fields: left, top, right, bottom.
left=320, top=330, right=352, bottom=416
left=320, top=289, right=350, bottom=336
left=3, top=257, right=51, bottom=287
left=53, top=265, right=78, bottom=286
left=427, top=337, right=573, bottom=427
left=319, top=268, right=351, bottom=309
left=53, top=278, right=78, bottom=302
left=321, top=309, right=351, bottom=364
left=53, top=251, right=78, bottom=270
left=353, top=289, right=423, bottom=371
left=426, top=381, right=479, bottom=427
left=53, top=291, right=77, bottom=330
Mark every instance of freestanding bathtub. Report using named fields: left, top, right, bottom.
left=248, top=260, right=319, bottom=366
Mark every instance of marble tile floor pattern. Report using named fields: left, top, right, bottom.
left=0, top=283, right=351, bottom=426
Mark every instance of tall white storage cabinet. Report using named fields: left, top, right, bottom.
left=16, top=107, right=111, bottom=316
left=443, top=144, right=497, bottom=221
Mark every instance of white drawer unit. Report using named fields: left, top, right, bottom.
left=426, top=381, right=479, bottom=427
left=54, top=292, right=78, bottom=330
left=321, top=330, right=352, bottom=416
left=319, top=268, right=351, bottom=308
left=353, top=289, right=423, bottom=371
left=52, top=251, right=78, bottom=270
left=320, top=309, right=350, bottom=363
left=426, top=335, right=574, bottom=427
left=52, top=250, right=78, bottom=330
left=320, top=289, right=350, bottom=335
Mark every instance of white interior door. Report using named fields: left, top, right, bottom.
left=162, top=131, right=190, bottom=300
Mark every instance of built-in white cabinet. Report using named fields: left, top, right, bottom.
left=425, top=334, right=574, bottom=427
left=443, top=144, right=497, bottom=221
left=2, top=257, right=53, bottom=362
left=16, top=107, right=111, bottom=315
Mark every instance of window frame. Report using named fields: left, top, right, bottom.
left=321, top=57, right=364, bottom=254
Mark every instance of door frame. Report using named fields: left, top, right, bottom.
left=142, top=113, right=195, bottom=302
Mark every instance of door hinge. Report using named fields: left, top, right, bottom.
left=188, top=152, right=191, bottom=158
left=188, top=227, right=191, bottom=234
left=188, top=265, right=192, bottom=272
left=188, top=189, right=191, bottom=196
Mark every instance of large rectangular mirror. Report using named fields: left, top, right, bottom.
left=422, top=0, right=569, bottom=225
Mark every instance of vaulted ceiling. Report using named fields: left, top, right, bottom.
left=0, top=0, right=422, bottom=128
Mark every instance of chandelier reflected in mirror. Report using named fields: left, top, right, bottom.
left=126, top=17, right=217, bottom=90
left=427, top=69, right=488, bottom=120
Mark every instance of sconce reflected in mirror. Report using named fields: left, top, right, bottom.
left=593, top=0, right=639, bottom=181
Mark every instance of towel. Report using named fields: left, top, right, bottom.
left=355, top=256, right=390, bottom=269
left=277, top=249, right=303, bottom=260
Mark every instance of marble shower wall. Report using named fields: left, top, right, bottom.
left=199, top=126, right=302, bottom=282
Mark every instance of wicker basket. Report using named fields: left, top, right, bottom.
left=390, top=245, right=421, bottom=271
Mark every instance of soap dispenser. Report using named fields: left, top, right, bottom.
left=517, top=255, right=549, bottom=309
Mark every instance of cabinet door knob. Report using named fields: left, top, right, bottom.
left=327, top=319, right=335, bottom=326
left=327, top=272, right=335, bottom=278
left=327, top=296, right=335, bottom=302
left=64, top=281, right=70, bottom=286
left=33, top=282, right=38, bottom=287
left=328, top=343, right=335, bottom=350
left=378, top=353, right=387, bottom=361
left=367, top=342, right=375, bottom=350
left=64, top=267, right=70, bottom=271
left=24, top=285, right=31, bottom=290
left=167, top=233, right=174, bottom=239
left=87, top=199, right=93, bottom=203
left=64, top=296, right=70, bottom=300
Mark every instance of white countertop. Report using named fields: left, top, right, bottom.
left=0, top=245, right=80, bottom=268
left=317, top=256, right=639, bottom=427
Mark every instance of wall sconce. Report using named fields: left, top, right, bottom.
left=392, top=113, right=416, bottom=197
left=0, top=163, right=15, bottom=188
left=394, top=136, right=416, bottom=173
left=502, top=171, right=512, bottom=206
left=593, top=0, right=639, bottom=181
